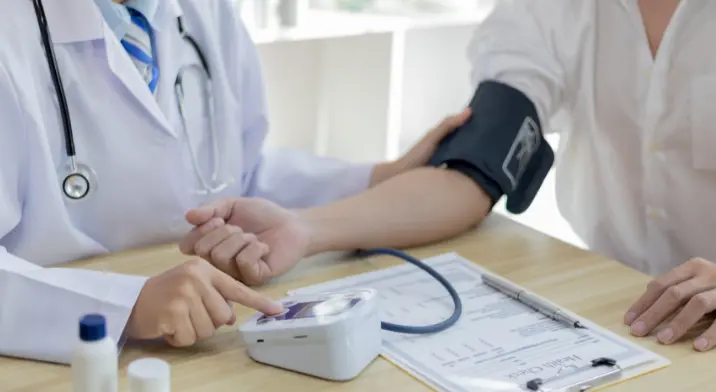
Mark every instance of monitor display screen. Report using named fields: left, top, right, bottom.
left=257, top=297, right=360, bottom=323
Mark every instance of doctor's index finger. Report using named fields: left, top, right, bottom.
left=210, top=268, right=283, bottom=315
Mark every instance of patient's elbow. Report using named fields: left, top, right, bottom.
left=419, top=167, right=494, bottom=233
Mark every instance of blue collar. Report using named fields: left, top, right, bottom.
left=93, top=0, right=159, bottom=40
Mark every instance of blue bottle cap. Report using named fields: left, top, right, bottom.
left=79, top=314, right=107, bottom=342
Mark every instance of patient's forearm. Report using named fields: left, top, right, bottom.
left=298, top=167, right=492, bottom=255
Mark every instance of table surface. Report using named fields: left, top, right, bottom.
left=2, top=215, right=714, bottom=391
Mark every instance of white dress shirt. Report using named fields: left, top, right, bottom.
left=469, top=0, right=716, bottom=275
left=93, top=0, right=158, bottom=39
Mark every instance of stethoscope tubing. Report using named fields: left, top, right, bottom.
left=33, top=0, right=77, bottom=158
left=34, top=0, right=216, bottom=200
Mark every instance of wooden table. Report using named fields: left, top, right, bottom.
left=2, top=215, right=714, bottom=391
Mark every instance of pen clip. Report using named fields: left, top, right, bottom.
left=525, top=357, right=621, bottom=392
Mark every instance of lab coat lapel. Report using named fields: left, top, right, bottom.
left=102, top=0, right=184, bottom=139
left=104, top=35, right=177, bottom=138
left=44, top=0, right=177, bottom=138
left=42, top=0, right=104, bottom=44
left=153, top=0, right=184, bottom=125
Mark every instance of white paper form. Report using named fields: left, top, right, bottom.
left=289, top=253, right=670, bottom=392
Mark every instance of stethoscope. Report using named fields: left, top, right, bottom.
left=33, top=0, right=228, bottom=201
left=175, top=18, right=232, bottom=196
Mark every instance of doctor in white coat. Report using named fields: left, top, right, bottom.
left=0, top=0, right=468, bottom=364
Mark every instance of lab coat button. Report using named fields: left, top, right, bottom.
left=648, top=142, right=666, bottom=161
left=647, top=207, right=666, bottom=220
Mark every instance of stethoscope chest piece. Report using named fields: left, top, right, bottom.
left=61, top=160, right=96, bottom=200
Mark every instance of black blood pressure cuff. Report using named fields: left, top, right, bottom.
left=429, top=80, right=554, bottom=214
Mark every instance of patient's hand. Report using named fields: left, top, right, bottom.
left=179, top=198, right=310, bottom=285
left=369, top=109, right=471, bottom=186
left=625, top=258, right=716, bottom=351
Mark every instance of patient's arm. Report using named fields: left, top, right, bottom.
left=179, top=167, right=493, bottom=285
left=299, top=167, right=492, bottom=255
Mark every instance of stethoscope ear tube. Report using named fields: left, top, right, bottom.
left=33, top=0, right=76, bottom=158
left=179, top=26, right=211, bottom=78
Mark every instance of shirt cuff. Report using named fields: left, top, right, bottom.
left=0, top=266, right=148, bottom=364
left=344, top=163, right=375, bottom=196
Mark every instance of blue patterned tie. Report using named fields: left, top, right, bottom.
left=121, top=8, right=159, bottom=93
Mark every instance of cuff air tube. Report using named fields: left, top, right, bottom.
left=429, top=80, right=554, bottom=214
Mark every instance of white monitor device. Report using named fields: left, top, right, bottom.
left=238, top=289, right=382, bottom=381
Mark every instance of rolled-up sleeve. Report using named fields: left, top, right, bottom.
left=468, top=0, right=567, bottom=127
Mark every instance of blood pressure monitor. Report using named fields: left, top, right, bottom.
left=239, top=289, right=382, bottom=381
left=238, top=248, right=464, bottom=382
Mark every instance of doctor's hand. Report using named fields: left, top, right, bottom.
left=180, top=198, right=309, bottom=286
left=625, top=258, right=716, bottom=352
left=369, top=108, right=472, bottom=186
left=127, top=258, right=283, bottom=346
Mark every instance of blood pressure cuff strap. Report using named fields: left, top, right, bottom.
left=428, top=80, right=554, bottom=214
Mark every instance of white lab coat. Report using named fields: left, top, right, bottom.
left=0, top=0, right=372, bottom=364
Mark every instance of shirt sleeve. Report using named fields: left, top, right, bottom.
left=0, top=60, right=147, bottom=364
left=221, top=4, right=374, bottom=209
left=468, top=0, right=568, bottom=127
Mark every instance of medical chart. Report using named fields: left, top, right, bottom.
left=289, top=253, right=670, bottom=392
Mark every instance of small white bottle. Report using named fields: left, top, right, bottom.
left=72, top=314, right=118, bottom=392
left=128, top=358, right=171, bottom=392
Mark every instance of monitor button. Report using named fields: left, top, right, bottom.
left=257, top=317, right=273, bottom=325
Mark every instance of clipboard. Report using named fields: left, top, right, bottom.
left=525, top=357, right=621, bottom=392
left=288, top=252, right=671, bottom=392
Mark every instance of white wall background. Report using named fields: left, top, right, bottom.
left=241, top=3, right=586, bottom=249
